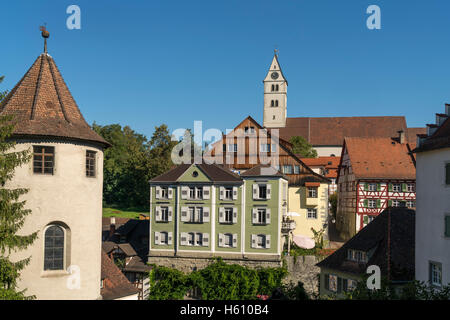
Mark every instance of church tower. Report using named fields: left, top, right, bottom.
left=263, top=51, right=287, bottom=128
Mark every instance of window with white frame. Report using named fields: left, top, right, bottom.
left=260, top=144, right=270, bottom=152
left=282, top=165, right=293, bottom=174
left=348, top=279, right=358, bottom=291
left=227, top=144, right=238, bottom=152
left=392, top=183, right=401, bottom=192
left=224, top=208, right=233, bottom=223
left=188, top=207, right=203, bottom=223
left=406, top=200, right=415, bottom=208
left=328, top=274, right=338, bottom=292
left=224, top=233, right=233, bottom=247
left=307, top=208, right=317, bottom=219
left=257, top=234, right=266, bottom=248
left=224, top=187, right=233, bottom=200
left=160, top=187, right=168, bottom=199
left=429, top=262, right=442, bottom=287
left=258, top=208, right=267, bottom=224
left=293, top=165, right=300, bottom=174
left=188, top=232, right=195, bottom=245
left=258, top=185, right=267, bottom=199
left=347, top=249, right=368, bottom=263
left=188, top=186, right=203, bottom=200
left=160, top=232, right=168, bottom=245
left=368, top=183, right=377, bottom=191
left=307, top=187, right=318, bottom=198
left=368, top=199, right=377, bottom=208
left=161, top=206, right=169, bottom=222
left=196, top=233, right=203, bottom=246
left=407, top=183, right=415, bottom=192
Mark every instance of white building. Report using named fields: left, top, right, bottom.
left=415, top=104, right=450, bottom=288
left=0, top=32, right=109, bottom=299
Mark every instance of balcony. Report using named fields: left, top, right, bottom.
left=281, top=219, right=296, bottom=233
left=306, top=197, right=318, bottom=206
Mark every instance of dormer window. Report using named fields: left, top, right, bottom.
left=33, top=146, right=54, bottom=175
left=347, top=249, right=368, bottom=263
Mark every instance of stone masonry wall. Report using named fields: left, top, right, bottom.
left=283, top=255, right=321, bottom=297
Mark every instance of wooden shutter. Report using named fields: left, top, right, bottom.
left=252, top=208, right=258, bottom=224
left=253, top=184, right=258, bottom=200
left=180, top=232, right=187, bottom=246
left=364, top=183, right=368, bottom=191
left=155, top=186, right=161, bottom=199
left=219, top=207, right=225, bottom=223
left=324, top=274, right=329, bottom=290
left=218, top=233, right=224, bottom=247
left=266, top=209, right=271, bottom=224
left=267, top=184, right=271, bottom=199
left=155, top=206, right=161, bottom=222
left=203, top=186, right=210, bottom=199
left=388, top=184, right=393, bottom=192
left=376, top=199, right=381, bottom=208
left=388, top=200, right=393, bottom=207
left=181, top=186, right=188, bottom=199
left=168, top=232, right=173, bottom=245
left=445, top=216, right=450, bottom=237
left=363, top=200, right=368, bottom=208
left=337, top=277, right=342, bottom=293
left=181, top=207, right=188, bottom=222
left=343, top=279, right=348, bottom=292
left=232, top=186, right=238, bottom=200
left=446, top=163, right=450, bottom=185
left=265, top=235, right=271, bottom=249
left=232, top=207, right=238, bottom=224
left=401, top=183, right=407, bottom=192
left=377, top=183, right=381, bottom=191
left=251, top=234, right=256, bottom=248
left=219, top=186, right=224, bottom=200
left=203, top=233, right=209, bottom=247
left=168, top=187, right=173, bottom=199
left=154, top=232, right=160, bottom=245
left=363, top=215, right=368, bottom=224
left=168, top=206, right=173, bottom=222
left=203, top=207, right=210, bottom=222
left=232, top=234, right=238, bottom=248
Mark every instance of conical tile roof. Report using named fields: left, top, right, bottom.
left=0, top=53, right=109, bottom=146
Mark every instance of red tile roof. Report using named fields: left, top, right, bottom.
left=101, top=250, right=139, bottom=300
left=0, top=53, right=109, bottom=146
left=271, top=116, right=421, bottom=147
left=415, top=117, right=450, bottom=152
left=300, top=156, right=340, bottom=179
left=343, top=137, right=416, bottom=180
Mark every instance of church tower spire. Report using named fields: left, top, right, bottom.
left=263, top=51, right=287, bottom=128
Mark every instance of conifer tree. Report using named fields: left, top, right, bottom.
left=0, top=76, right=37, bottom=300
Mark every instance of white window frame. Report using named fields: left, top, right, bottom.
left=368, top=199, right=377, bottom=209
left=430, top=262, right=442, bottom=287
left=392, top=184, right=401, bottom=192
left=307, top=208, right=317, bottom=219
left=368, top=183, right=377, bottom=192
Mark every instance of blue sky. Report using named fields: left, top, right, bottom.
left=1, top=0, right=449, bottom=139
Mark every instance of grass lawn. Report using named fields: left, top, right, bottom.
left=102, top=207, right=148, bottom=219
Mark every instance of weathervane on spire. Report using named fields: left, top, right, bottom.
left=40, top=24, right=50, bottom=53
left=274, top=47, right=279, bottom=56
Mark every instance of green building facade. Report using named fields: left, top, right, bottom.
left=149, top=164, right=288, bottom=263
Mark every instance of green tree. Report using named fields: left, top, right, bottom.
left=289, top=136, right=317, bottom=158
left=93, top=123, right=177, bottom=210
left=329, top=192, right=338, bottom=219
left=0, top=76, right=37, bottom=299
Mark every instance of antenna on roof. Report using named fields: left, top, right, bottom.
left=39, top=24, right=50, bottom=53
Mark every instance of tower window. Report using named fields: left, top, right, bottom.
left=271, top=84, right=274, bottom=91
left=271, top=100, right=274, bottom=107
left=44, top=225, right=65, bottom=270
left=275, top=100, right=279, bottom=107
left=86, top=150, right=96, bottom=177
left=33, top=146, right=54, bottom=175
left=276, top=84, right=279, bottom=91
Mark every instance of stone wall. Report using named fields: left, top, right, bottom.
left=148, top=256, right=281, bottom=273
left=283, top=255, right=321, bottom=297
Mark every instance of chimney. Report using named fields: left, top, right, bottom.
left=109, top=217, right=116, bottom=239
left=398, top=130, right=405, bottom=144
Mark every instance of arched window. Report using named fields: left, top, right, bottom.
left=275, top=100, right=279, bottom=107
left=271, top=100, right=274, bottom=107
left=271, top=84, right=274, bottom=91
left=276, top=84, right=279, bottom=91
left=44, top=225, right=65, bottom=270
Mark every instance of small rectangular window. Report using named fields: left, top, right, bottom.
left=429, top=262, right=442, bottom=287
left=307, top=208, right=317, bottom=219
left=33, top=146, right=54, bottom=175
left=86, top=150, right=96, bottom=177
left=446, top=163, right=450, bottom=185
left=307, top=187, right=318, bottom=198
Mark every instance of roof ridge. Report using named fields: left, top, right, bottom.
left=46, top=55, right=70, bottom=123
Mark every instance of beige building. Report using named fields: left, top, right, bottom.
left=0, top=34, right=109, bottom=299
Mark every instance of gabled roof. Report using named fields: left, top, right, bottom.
left=101, top=250, right=139, bottom=300
left=342, top=137, right=416, bottom=180
left=240, top=164, right=286, bottom=179
left=150, top=163, right=243, bottom=183
left=300, top=156, right=340, bottom=179
left=272, top=116, right=419, bottom=147
left=415, top=116, right=450, bottom=152
left=317, top=208, right=415, bottom=282
left=0, top=53, right=109, bottom=147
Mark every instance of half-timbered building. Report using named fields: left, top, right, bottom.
left=336, top=132, right=416, bottom=240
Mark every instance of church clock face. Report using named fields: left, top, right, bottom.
left=271, top=72, right=279, bottom=80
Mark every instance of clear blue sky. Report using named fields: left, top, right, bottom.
left=1, top=1, right=449, bottom=139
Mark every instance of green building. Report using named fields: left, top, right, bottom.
left=148, top=163, right=288, bottom=270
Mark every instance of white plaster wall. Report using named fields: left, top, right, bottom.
left=7, top=140, right=104, bottom=300
left=313, top=146, right=342, bottom=157
left=415, top=148, right=450, bottom=286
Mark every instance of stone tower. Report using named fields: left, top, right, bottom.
left=263, top=52, right=288, bottom=128
left=0, top=30, right=110, bottom=299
